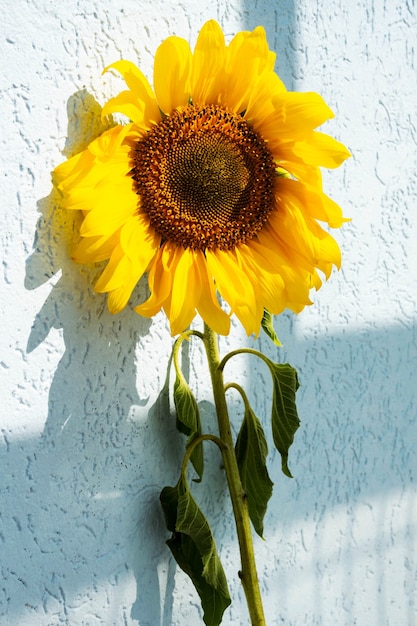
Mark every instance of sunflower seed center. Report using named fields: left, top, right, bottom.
left=130, top=104, right=276, bottom=250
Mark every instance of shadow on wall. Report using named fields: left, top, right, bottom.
left=13, top=90, right=184, bottom=626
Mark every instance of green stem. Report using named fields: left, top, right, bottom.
left=202, top=323, right=266, bottom=626
left=172, top=330, right=205, bottom=373
left=180, top=433, right=227, bottom=478
left=220, top=347, right=272, bottom=372
left=224, top=382, right=251, bottom=412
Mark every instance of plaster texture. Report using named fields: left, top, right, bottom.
left=1, top=0, right=416, bottom=625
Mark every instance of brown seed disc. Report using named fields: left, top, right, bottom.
left=130, top=104, right=277, bottom=251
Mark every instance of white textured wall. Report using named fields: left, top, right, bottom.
left=1, top=0, right=416, bottom=624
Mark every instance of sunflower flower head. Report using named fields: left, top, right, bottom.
left=53, top=20, right=350, bottom=337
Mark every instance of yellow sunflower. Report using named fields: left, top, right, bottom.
left=53, top=20, right=350, bottom=336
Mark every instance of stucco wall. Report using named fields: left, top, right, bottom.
left=1, top=1, right=416, bottom=624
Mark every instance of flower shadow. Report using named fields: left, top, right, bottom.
left=23, top=90, right=186, bottom=625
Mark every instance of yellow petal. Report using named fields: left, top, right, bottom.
left=295, top=131, right=351, bottom=167
left=134, top=245, right=173, bottom=317
left=53, top=149, right=94, bottom=187
left=80, top=189, right=136, bottom=237
left=107, top=275, right=141, bottom=313
left=206, top=248, right=262, bottom=335
left=94, top=243, right=131, bottom=293
left=103, top=60, right=161, bottom=127
left=264, top=199, right=342, bottom=277
left=120, top=214, right=161, bottom=268
left=191, top=20, right=226, bottom=105
left=257, top=92, right=334, bottom=142
left=222, top=26, right=275, bottom=113
left=277, top=177, right=348, bottom=228
left=241, top=244, right=287, bottom=315
left=310, top=270, right=323, bottom=291
left=246, top=234, right=314, bottom=307
left=104, top=222, right=160, bottom=314
left=101, top=92, right=154, bottom=128
left=168, top=248, right=200, bottom=335
left=55, top=126, right=133, bottom=203
left=256, top=273, right=287, bottom=315
left=244, top=70, right=287, bottom=124
left=277, top=132, right=351, bottom=170
left=154, top=36, right=192, bottom=114
left=195, top=253, right=230, bottom=335
left=65, top=176, right=131, bottom=212
left=276, top=158, right=323, bottom=189
left=233, top=248, right=268, bottom=334
left=268, top=197, right=321, bottom=267
left=72, top=231, right=120, bottom=263
left=87, top=124, right=132, bottom=160
left=94, top=216, right=159, bottom=311
left=227, top=26, right=276, bottom=74
left=243, top=237, right=287, bottom=273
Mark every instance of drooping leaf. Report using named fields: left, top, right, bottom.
left=173, top=373, right=204, bottom=480
left=261, top=309, right=282, bottom=347
left=160, top=478, right=231, bottom=626
left=235, top=402, right=273, bottom=537
left=174, top=373, right=199, bottom=436
left=267, top=362, right=300, bottom=478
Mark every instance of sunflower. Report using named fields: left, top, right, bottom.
left=53, top=20, right=350, bottom=336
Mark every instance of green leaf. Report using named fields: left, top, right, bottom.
left=160, top=478, right=231, bottom=626
left=235, top=403, right=273, bottom=537
left=261, top=310, right=282, bottom=347
left=174, top=373, right=199, bottom=436
left=173, top=374, right=204, bottom=481
left=267, top=363, right=300, bottom=478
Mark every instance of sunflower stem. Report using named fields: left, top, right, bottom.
left=202, top=323, right=266, bottom=626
